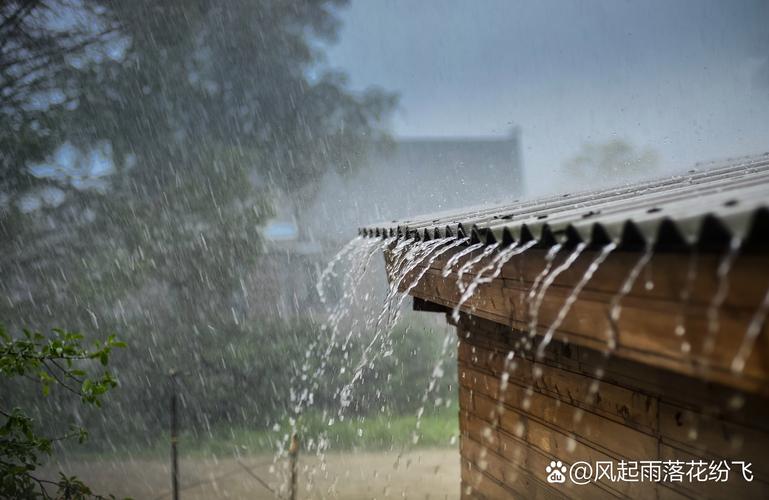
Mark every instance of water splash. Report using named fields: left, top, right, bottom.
left=535, top=242, right=616, bottom=359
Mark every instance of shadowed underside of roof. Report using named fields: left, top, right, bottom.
left=359, top=153, right=769, bottom=252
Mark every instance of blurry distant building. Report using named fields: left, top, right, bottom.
left=305, top=129, right=524, bottom=243
left=250, top=129, right=524, bottom=317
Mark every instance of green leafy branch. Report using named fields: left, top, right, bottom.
left=0, top=325, right=127, bottom=499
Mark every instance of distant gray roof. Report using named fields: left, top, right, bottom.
left=305, top=133, right=522, bottom=242
left=359, top=153, right=769, bottom=252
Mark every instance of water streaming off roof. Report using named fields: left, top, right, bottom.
left=4, top=1, right=769, bottom=498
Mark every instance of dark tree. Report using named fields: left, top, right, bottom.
left=0, top=0, right=396, bottom=436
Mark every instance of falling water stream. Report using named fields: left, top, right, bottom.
left=340, top=237, right=458, bottom=409
left=286, top=228, right=760, bottom=496
left=732, top=284, right=769, bottom=373
left=673, top=250, right=699, bottom=356
left=316, top=236, right=364, bottom=305
left=703, top=237, right=742, bottom=357
left=535, top=242, right=617, bottom=359
left=606, top=244, right=654, bottom=352
left=523, top=244, right=563, bottom=344
left=275, top=236, right=388, bottom=494
left=383, top=237, right=460, bottom=328
left=528, top=242, right=587, bottom=342
left=565, top=243, right=656, bottom=422
left=282, top=235, right=477, bottom=494
left=442, top=242, right=485, bottom=277
left=320, top=239, right=386, bottom=359
left=296, top=237, right=386, bottom=414
left=455, top=242, right=500, bottom=293
left=452, top=240, right=538, bottom=322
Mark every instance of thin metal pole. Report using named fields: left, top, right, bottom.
left=170, top=370, right=179, bottom=500
left=289, top=433, right=299, bottom=500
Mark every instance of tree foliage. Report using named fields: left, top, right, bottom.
left=564, top=139, right=659, bottom=182
left=0, top=0, right=398, bottom=448
left=0, top=0, right=120, bottom=206
left=0, top=325, right=125, bottom=499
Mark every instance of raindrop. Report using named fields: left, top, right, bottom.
left=566, top=435, right=577, bottom=453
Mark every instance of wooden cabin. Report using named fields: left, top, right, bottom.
left=360, top=155, right=769, bottom=499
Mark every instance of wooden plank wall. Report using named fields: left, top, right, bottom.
left=392, top=246, right=769, bottom=394
left=456, top=314, right=769, bottom=499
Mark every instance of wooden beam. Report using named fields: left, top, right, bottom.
left=412, top=296, right=451, bottom=313
left=385, top=245, right=769, bottom=394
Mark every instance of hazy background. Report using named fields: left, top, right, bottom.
left=1, top=1, right=768, bottom=498
left=326, top=0, right=769, bottom=196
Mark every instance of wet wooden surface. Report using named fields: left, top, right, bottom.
left=456, top=315, right=769, bottom=500
left=386, top=245, right=769, bottom=395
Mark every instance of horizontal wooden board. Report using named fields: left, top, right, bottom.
left=457, top=315, right=769, bottom=434
left=454, top=316, right=769, bottom=499
left=387, top=243, right=769, bottom=393
left=460, top=367, right=659, bottom=460
left=458, top=341, right=658, bottom=433
left=462, top=408, right=655, bottom=500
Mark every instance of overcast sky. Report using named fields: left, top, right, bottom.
left=324, top=0, right=769, bottom=194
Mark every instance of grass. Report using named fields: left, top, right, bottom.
left=59, top=406, right=459, bottom=461
left=181, top=406, right=459, bottom=457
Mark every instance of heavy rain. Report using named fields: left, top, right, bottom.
left=2, top=1, right=769, bottom=499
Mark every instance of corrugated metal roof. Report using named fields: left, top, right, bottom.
left=359, top=153, right=769, bottom=252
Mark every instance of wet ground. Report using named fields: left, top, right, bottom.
left=45, top=448, right=459, bottom=499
